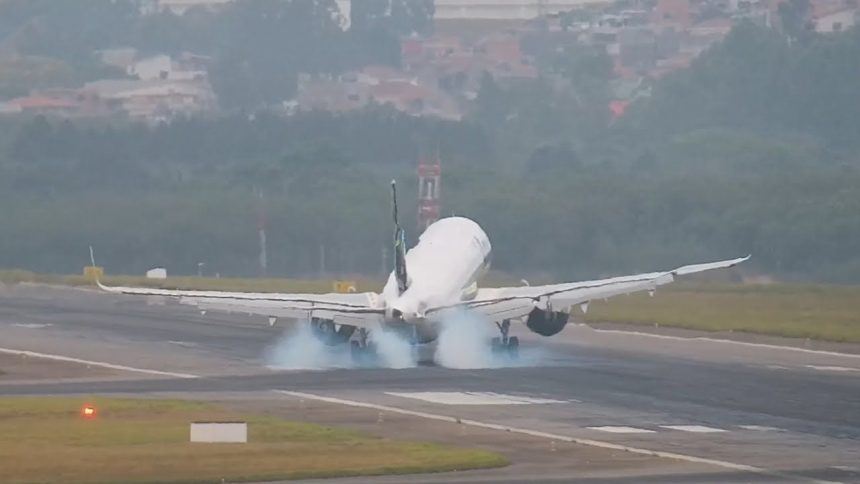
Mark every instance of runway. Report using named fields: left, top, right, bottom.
left=1, top=283, right=858, bottom=483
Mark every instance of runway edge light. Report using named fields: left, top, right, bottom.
left=80, top=404, right=97, bottom=419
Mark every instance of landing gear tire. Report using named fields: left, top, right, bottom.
left=491, top=321, right=519, bottom=360
left=491, top=337, right=502, bottom=354
left=507, top=336, right=519, bottom=359
left=350, top=329, right=377, bottom=366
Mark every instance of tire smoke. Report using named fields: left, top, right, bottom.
left=264, top=323, right=352, bottom=370
left=434, top=310, right=546, bottom=369
left=434, top=310, right=497, bottom=368
left=264, top=322, right=417, bottom=370
left=370, top=329, right=417, bottom=369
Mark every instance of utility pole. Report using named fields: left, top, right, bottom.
left=256, top=189, right=268, bottom=277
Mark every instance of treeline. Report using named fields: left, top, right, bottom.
left=1, top=22, right=859, bottom=282
left=616, top=21, right=860, bottom=150
left=0, top=0, right=432, bottom=109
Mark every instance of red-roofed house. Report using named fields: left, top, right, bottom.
left=370, top=80, right=432, bottom=112
left=653, top=0, right=693, bottom=28
left=370, top=80, right=461, bottom=120
left=1, top=96, right=80, bottom=116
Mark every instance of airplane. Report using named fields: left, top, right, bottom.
left=95, top=180, right=749, bottom=363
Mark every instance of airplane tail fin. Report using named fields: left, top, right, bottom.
left=391, top=180, right=409, bottom=294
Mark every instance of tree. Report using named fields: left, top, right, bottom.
left=778, top=0, right=813, bottom=43
left=350, top=0, right=389, bottom=32
left=390, top=0, right=435, bottom=36
left=207, top=0, right=345, bottom=110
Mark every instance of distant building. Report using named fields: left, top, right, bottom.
left=652, top=0, right=692, bottom=28
left=0, top=96, right=80, bottom=117
left=435, top=0, right=612, bottom=20
left=82, top=79, right=216, bottom=123
left=129, top=54, right=208, bottom=81
left=98, top=47, right=138, bottom=70
left=813, top=5, right=858, bottom=32
left=155, top=0, right=232, bottom=14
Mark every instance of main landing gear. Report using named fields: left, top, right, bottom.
left=350, top=328, right=377, bottom=365
left=491, top=319, right=519, bottom=359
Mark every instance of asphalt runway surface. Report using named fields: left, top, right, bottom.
left=1, top=283, right=859, bottom=483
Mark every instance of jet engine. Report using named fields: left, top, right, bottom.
left=311, top=318, right=356, bottom=345
left=525, top=308, right=570, bottom=336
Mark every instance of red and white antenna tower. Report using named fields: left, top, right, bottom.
left=417, top=152, right=441, bottom=232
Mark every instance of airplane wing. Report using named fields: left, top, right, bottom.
left=95, top=281, right=385, bottom=327
left=427, top=256, right=750, bottom=322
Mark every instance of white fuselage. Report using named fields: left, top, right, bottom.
left=381, top=217, right=491, bottom=324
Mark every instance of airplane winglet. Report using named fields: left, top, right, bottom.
left=88, top=245, right=116, bottom=292
left=672, top=255, right=751, bottom=276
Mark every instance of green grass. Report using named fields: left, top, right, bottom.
left=0, top=397, right=507, bottom=484
left=583, top=282, right=860, bottom=343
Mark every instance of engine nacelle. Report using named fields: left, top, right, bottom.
left=525, top=308, right=570, bottom=336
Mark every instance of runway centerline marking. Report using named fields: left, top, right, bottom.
left=738, top=425, right=785, bottom=432
left=804, top=365, right=860, bottom=373
left=0, top=347, right=198, bottom=379
left=386, top=391, right=566, bottom=405
left=168, top=340, right=198, bottom=348
left=587, top=426, right=656, bottom=434
left=273, top=390, right=837, bottom=484
left=661, top=425, right=726, bottom=433
left=589, top=327, right=860, bottom=359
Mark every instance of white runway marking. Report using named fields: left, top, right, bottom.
left=10, top=323, right=52, bottom=329
left=661, top=425, right=727, bottom=433
left=804, top=365, right=860, bottom=373
left=273, top=390, right=837, bottom=484
left=386, top=391, right=566, bottom=405
left=587, top=426, right=656, bottom=434
left=168, top=340, right=198, bottom=348
left=738, top=425, right=785, bottom=432
left=590, top=327, right=860, bottom=359
left=0, top=347, right=198, bottom=379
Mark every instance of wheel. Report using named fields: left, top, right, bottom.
left=350, top=340, right=361, bottom=357
left=490, top=337, right=503, bottom=354
left=350, top=341, right=378, bottom=366
left=507, top=336, right=519, bottom=359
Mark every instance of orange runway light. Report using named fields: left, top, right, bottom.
left=81, top=404, right=97, bottom=419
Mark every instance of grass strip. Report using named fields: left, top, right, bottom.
left=0, top=397, right=506, bottom=484
left=583, top=282, right=860, bottom=343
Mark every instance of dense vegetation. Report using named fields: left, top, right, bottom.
left=0, top=2, right=857, bottom=283
left=0, top=0, right=430, bottom=107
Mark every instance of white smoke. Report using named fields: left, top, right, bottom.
left=264, top=323, right=352, bottom=370
left=370, top=329, right=417, bottom=369
left=434, top=310, right=546, bottom=369
left=265, top=316, right=547, bottom=371
left=264, top=322, right=418, bottom=370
